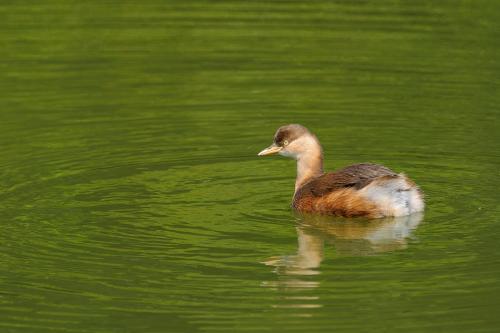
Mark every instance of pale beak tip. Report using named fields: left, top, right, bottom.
left=257, top=145, right=282, bottom=157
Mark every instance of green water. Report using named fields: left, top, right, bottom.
left=1, top=1, right=499, bottom=332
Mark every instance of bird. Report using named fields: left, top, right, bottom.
left=258, top=124, right=424, bottom=218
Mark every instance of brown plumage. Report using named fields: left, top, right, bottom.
left=258, top=124, right=424, bottom=218
left=293, top=164, right=397, bottom=218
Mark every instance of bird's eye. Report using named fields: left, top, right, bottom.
left=283, top=140, right=289, bottom=146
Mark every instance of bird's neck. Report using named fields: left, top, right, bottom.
left=294, top=139, right=323, bottom=193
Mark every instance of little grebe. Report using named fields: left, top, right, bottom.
left=258, top=124, right=424, bottom=218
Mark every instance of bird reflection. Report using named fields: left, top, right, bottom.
left=263, top=212, right=424, bottom=277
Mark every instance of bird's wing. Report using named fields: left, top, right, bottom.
left=302, top=163, right=397, bottom=197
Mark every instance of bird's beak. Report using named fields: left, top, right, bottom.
left=258, top=143, right=282, bottom=156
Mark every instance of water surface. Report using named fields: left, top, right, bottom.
left=1, top=1, right=499, bottom=332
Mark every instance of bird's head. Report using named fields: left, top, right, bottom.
left=258, top=124, right=321, bottom=160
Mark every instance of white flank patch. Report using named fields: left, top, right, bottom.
left=359, top=174, right=425, bottom=217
